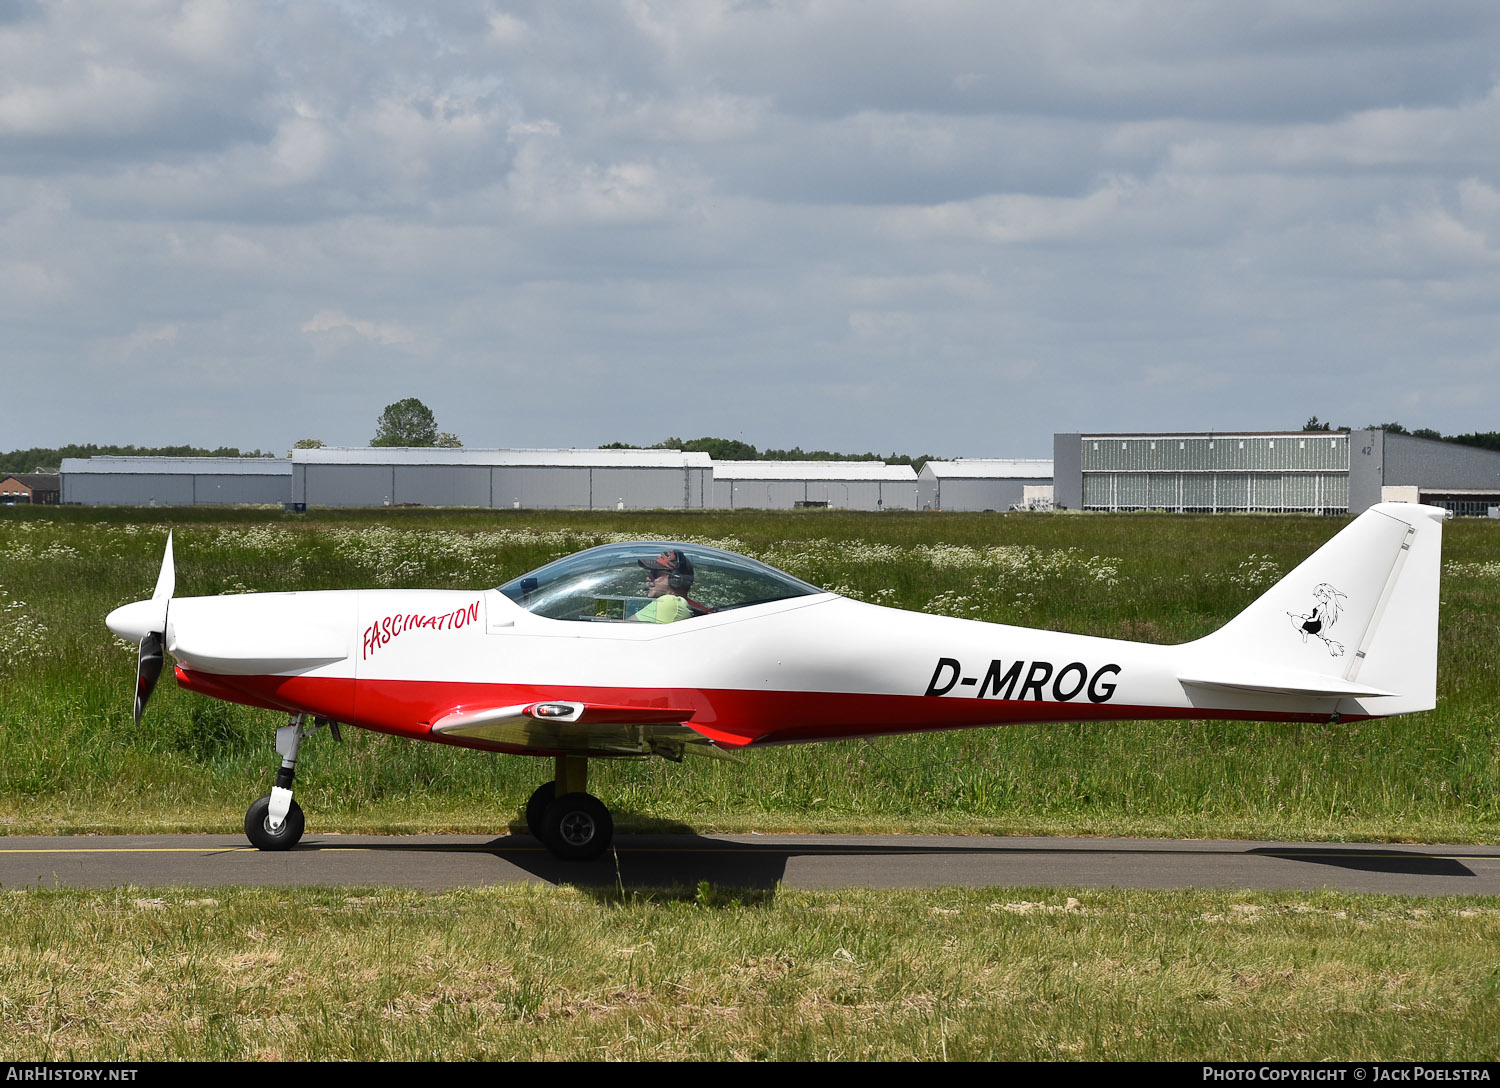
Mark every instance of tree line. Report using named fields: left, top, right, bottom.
left=1303, top=417, right=1500, bottom=452
left=0, top=444, right=274, bottom=476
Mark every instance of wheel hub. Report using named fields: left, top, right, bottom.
left=558, top=810, right=596, bottom=846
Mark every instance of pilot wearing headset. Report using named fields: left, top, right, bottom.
left=633, top=549, right=696, bottom=623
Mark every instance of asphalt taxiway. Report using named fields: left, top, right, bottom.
left=2, top=834, right=1498, bottom=895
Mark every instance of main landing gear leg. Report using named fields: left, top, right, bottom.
left=245, top=713, right=310, bottom=850
left=528, top=755, right=614, bottom=861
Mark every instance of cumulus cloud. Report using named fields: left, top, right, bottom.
left=5, top=1, right=1500, bottom=453
left=301, top=309, right=414, bottom=346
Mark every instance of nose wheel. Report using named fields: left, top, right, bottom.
left=529, top=756, right=614, bottom=860
left=245, top=794, right=304, bottom=850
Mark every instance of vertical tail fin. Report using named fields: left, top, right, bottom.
left=1185, top=504, right=1445, bottom=715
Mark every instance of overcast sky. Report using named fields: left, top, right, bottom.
left=5, top=1, right=1499, bottom=458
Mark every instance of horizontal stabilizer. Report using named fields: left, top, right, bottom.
left=1178, top=671, right=1396, bottom=699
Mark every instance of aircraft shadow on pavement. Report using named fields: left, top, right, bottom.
left=295, top=833, right=1053, bottom=892
left=487, top=833, right=792, bottom=891
left=276, top=832, right=795, bottom=890
left=478, top=833, right=1100, bottom=890
left=1247, top=846, right=1474, bottom=877
left=273, top=836, right=1481, bottom=891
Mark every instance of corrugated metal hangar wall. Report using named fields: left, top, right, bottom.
left=291, top=449, right=714, bottom=510
left=59, top=458, right=292, bottom=506
left=1052, top=432, right=1348, bottom=513
left=1349, top=430, right=1500, bottom=516
left=1071, top=432, right=1349, bottom=513
left=1053, top=430, right=1500, bottom=515
left=917, top=459, right=1055, bottom=511
left=710, top=462, right=919, bottom=510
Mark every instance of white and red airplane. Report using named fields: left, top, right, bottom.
left=107, top=502, right=1445, bottom=860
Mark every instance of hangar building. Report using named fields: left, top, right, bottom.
left=291, top=447, right=714, bottom=510
left=59, top=457, right=291, bottom=506
left=709, top=461, right=919, bottom=510
left=1349, top=429, right=1500, bottom=516
left=918, top=459, right=1054, bottom=511
left=1053, top=430, right=1500, bottom=515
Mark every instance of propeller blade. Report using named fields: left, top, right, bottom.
left=135, top=631, right=164, bottom=724
left=153, top=531, right=175, bottom=602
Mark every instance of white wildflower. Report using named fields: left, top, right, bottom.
left=0, top=585, right=49, bottom=671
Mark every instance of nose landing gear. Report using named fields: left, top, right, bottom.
left=244, top=713, right=338, bottom=851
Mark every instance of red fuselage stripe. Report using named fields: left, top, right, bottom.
left=173, top=669, right=1363, bottom=752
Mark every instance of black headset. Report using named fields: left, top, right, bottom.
left=664, top=549, right=693, bottom=591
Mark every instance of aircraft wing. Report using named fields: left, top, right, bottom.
left=430, top=700, right=743, bottom=761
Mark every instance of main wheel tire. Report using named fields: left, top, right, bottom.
left=244, top=794, right=305, bottom=851
left=525, top=781, right=556, bottom=835
left=541, top=792, right=613, bottom=860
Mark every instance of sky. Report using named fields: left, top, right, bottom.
left=4, top=1, right=1500, bottom=459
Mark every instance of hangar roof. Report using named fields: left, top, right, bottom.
left=291, top=447, right=713, bottom=468
left=1079, top=431, right=1343, bottom=440
left=920, top=459, right=1054, bottom=479
left=5, top=473, right=60, bottom=489
left=59, top=457, right=290, bottom=475
left=713, top=461, right=918, bottom=481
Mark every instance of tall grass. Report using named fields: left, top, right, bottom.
left=2, top=506, right=1497, bottom=841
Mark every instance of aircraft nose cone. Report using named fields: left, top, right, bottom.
left=106, top=599, right=164, bottom=642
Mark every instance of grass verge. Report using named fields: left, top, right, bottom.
left=3, top=883, right=1498, bottom=1061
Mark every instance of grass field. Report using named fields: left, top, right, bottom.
left=2, top=505, right=1498, bottom=1061
left=4, top=884, right=1500, bottom=1061
left=1, top=505, right=1497, bottom=842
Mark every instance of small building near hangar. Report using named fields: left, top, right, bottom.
left=1, top=473, right=61, bottom=504
left=60, top=457, right=291, bottom=506
left=291, top=447, right=713, bottom=510
left=710, top=461, right=919, bottom=510
left=918, top=459, right=1054, bottom=511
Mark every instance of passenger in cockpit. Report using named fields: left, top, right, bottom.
left=633, top=549, right=697, bottom=622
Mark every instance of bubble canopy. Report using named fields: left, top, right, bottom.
left=497, top=541, right=826, bottom=622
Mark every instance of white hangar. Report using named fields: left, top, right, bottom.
left=918, top=459, right=1055, bottom=512
left=710, top=461, right=919, bottom=510
left=291, top=447, right=714, bottom=510
left=59, top=457, right=292, bottom=507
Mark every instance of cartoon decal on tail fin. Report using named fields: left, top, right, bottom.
left=1288, top=582, right=1347, bottom=657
